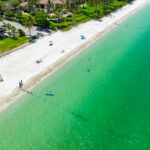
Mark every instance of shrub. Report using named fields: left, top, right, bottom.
left=18, top=29, right=25, bottom=37
left=11, top=0, right=20, bottom=7
left=15, top=10, right=22, bottom=19
left=5, top=17, right=19, bottom=23
left=72, top=15, right=88, bottom=22
left=34, top=12, right=50, bottom=28
left=5, top=12, right=15, bottom=17
left=21, top=14, right=30, bottom=24
left=49, top=21, right=57, bottom=30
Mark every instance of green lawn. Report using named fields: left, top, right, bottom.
left=49, top=1, right=127, bottom=31
left=0, top=36, right=29, bottom=54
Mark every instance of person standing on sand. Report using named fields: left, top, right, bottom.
left=0, top=74, right=4, bottom=82
left=19, top=80, right=23, bottom=88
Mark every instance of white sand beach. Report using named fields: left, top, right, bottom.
left=0, top=0, right=149, bottom=110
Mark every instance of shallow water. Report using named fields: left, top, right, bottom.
left=0, top=3, right=150, bottom=150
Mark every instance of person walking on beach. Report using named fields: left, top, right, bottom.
left=0, top=74, right=4, bottom=82
left=19, top=80, right=23, bottom=88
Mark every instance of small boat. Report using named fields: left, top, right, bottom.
left=45, top=91, right=54, bottom=96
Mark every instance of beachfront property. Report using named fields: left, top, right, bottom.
left=0, top=0, right=135, bottom=54
left=0, top=0, right=135, bottom=39
left=20, top=0, right=65, bottom=12
left=19, top=0, right=84, bottom=12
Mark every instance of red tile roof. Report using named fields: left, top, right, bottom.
left=40, top=0, right=66, bottom=5
left=39, top=0, right=48, bottom=4
left=20, top=2, right=28, bottom=7
left=20, top=0, right=66, bottom=7
left=51, top=0, right=65, bottom=4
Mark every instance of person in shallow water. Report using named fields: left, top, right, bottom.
left=87, top=58, right=91, bottom=72
left=87, top=69, right=91, bottom=72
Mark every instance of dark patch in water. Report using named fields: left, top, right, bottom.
left=28, top=92, right=88, bottom=122
left=68, top=111, right=88, bottom=122
left=21, top=89, right=33, bottom=95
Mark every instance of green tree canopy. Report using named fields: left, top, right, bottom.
left=34, top=11, right=50, bottom=28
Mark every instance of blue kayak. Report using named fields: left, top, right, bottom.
left=45, top=91, right=54, bottom=96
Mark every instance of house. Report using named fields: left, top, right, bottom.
left=39, top=0, right=65, bottom=10
left=20, top=0, right=83, bottom=11
left=20, top=0, right=65, bottom=9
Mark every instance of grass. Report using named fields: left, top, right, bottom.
left=0, top=36, right=29, bottom=54
left=50, top=15, right=91, bottom=31
left=62, top=17, right=91, bottom=31
left=5, top=17, right=20, bottom=23
left=3, top=1, right=128, bottom=32
left=49, top=1, right=127, bottom=31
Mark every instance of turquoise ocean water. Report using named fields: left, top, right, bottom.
left=1, top=3, right=150, bottom=150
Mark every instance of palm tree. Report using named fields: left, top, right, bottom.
left=7, top=23, right=12, bottom=37
left=71, top=0, right=80, bottom=12
left=11, top=26, right=17, bottom=38
left=0, top=0, right=4, bottom=13
left=46, top=0, right=54, bottom=13
left=0, top=0, right=6, bottom=14
left=82, top=0, right=86, bottom=8
left=94, top=0, right=101, bottom=18
left=27, top=0, right=39, bottom=13
left=87, top=0, right=94, bottom=6
left=65, top=0, right=71, bottom=11
left=87, top=0, right=101, bottom=18
left=54, top=4, right=63, bottom=28
left=22, top=15, right=35, bottom=38
left=2, top=23, right=12, bottom=37
left=0, top=14, right=4, bottom=24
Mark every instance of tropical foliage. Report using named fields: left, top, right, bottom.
left=0, top=0, right=135, bottom=31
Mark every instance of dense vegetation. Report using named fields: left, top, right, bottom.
left=0, top=0, right=135, bottom=52
left=0, top=0, right=135, bottom=31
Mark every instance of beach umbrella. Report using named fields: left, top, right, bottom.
left=80, top=35, right=85, bottom=38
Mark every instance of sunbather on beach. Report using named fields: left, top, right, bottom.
left=36, top=59, right=42, bottom=64
left=61, top=50, right=65, bottom=53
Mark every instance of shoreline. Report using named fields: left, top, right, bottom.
left=0, top=0, right=149, bottom=112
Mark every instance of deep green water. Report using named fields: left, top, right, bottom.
left=1, top=4, right=150, bottom=150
